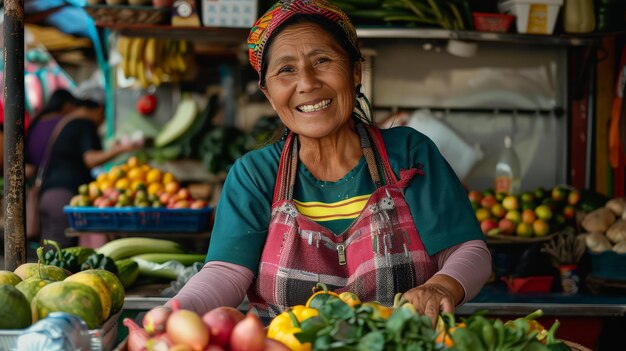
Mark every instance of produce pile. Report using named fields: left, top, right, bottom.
left=469, top=186, right=589, bottom=238
left=333, top=0, right=472, bottom=29
left=0, top=257, right=124, bottom=330
left=69, top=156, right=208, bottom=209
left=116, top=36, right=193, bottom=88
left=124, top=283, right=573, bottom=351
left=581, top=197, right=626, bottom=254
left=98, top=237, right=206, bottom=288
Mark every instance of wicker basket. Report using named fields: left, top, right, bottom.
left=85, top=5, right=170, bottom=25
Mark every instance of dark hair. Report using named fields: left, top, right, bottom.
left=260, top=14, right=363, bottom=87
left=32, top=88, right=78, bottom=123
left=73, top=98, right=102, bottom=109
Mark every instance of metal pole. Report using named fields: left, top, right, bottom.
left=3, top=0, right=26, bottom=271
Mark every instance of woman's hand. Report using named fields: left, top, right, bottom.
left=401, top=274, right=464, bottom=326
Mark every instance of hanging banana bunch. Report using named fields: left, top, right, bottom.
left=116, top=35, right=194, bottom=88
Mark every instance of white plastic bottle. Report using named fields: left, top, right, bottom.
left=494, top=136, right=521, bottom=195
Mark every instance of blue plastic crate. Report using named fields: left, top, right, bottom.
left=64, top=206, right=213, bottom=232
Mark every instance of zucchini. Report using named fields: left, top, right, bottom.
left=130, top=253, right=206, bottom=266
left=154, top=95, right=199, bottom=147
left=115, top=258, right=140, bottom=289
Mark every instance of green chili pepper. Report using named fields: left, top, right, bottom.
left=42, top=239, right=80, bottom=273
left=80, top=253, right=118, bottom=274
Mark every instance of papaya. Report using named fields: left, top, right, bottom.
left=65, top=271, right=113, bottom=320
left=15, top=277, right=52, bottom=303
left=0, top=284, right=32, bottom=329
left=32, top=281, right=103, bottom=329
left=84, top=269, right=125, bottom=315
left=0, top=270, right=22, bottom=286
left=14, top=263, right=71, bottom=281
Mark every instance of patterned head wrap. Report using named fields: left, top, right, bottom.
left=247, top=0, right=361, bottom=80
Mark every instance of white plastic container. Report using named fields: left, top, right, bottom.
left=498, top=0, right=564, bottom=35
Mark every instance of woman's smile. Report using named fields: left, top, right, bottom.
left=296, top=99, right=332, bottom=113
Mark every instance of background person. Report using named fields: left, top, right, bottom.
left=170, top=0, right=491, bottom=325
left=38, top=85, right=141, bottom=247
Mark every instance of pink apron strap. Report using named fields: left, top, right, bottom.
left=272, top=133, right=298, bottom=202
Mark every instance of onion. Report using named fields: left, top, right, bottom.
left=123, top=318, right=150, bottom=351
left=230, top=312, right=266, bottom=351
left=166, top=309, right=210, bottom=351
left=146, top=333, right=173, bottom=351
left=202, top=307, right=242, bottom=347
left=143, top=306, right=172, bottom=335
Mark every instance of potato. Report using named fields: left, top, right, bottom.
left=583, top=232, right=612, bottom=253
left=581, top=207, right=616, bottom=233
left=606, top=220, right=626, bottom=243
left=612, top=241, right=626, bottom=254
left=605, top=197, right=626, bottom=216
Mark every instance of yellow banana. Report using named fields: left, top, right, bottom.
left=117, top=36, right=131, bottom=78
left=128, top=37, right=146, bottom=79
left=144, top=37, right=157, bottom=68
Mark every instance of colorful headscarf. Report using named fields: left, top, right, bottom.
left=247, top=0, right=360, bottom=79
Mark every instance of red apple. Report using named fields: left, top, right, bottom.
left=562, top=205, right=576, bottom=220
left=137, top=94, right=158, bottom=116
left=480, top=219, right=498, bottom=235
left=497, top=218, right=515, bottom=235
left=521, top=209, right=536, bottom=224
left=480, top=195, right=498, bottom=209
left=467, top=190, right=483, bottom=203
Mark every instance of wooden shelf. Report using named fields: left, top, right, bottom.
left=98, top=22, right=607, bottom=47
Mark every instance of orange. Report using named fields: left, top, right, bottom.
left=127, top=156, right=143, bottom=168
left=98, top=180, right=114, bottom=193
left=146, top=169, right=162, bottom=184
left=127, top=168, right=145, bottom=182
left=96, top=173, right=108, bottom=185
left=162, top=172, right=176, bottom=185
left=115, top=178, right=131, bottom=191
left=107, top=166, right=125, bottom=183
left=147, top=183, right=164, bottom=196
left=164, top=181, right=181, bottom=195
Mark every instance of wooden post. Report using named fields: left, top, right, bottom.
left=3, top=0, right=26, bottom=271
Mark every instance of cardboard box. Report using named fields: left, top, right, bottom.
left=201, top=0, right=258, bottom=28
left=498, top=0, right=563, bottom=35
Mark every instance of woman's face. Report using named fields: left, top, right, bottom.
left=261, top=22, right=361, bottom=140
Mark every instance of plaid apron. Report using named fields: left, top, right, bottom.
left=248, top=122, right=437, bottom=318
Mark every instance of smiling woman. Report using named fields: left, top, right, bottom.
left=169, top=0, right=492, bottom=325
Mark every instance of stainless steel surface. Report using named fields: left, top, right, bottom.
left=123, top=296, right=626, bottom=317
left=458, top=302, right=626, bottom=317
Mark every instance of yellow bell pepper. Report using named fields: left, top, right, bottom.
left=305, top=282, right=340, bottom=309
left=338, top=291, right=361, bottom=308
left=267, top=305, right=319, bottom=351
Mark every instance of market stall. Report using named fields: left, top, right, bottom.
left=2, top=0, right=626, bottom=350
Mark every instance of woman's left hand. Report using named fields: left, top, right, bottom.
left=401, top=283, right=455, bottom=326
left=401, top=274, right=465, bottom=326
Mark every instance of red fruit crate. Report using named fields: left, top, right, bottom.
left=472, top=12, right=515, bottom=33
left=64, top=206, right=213, bottom=233
left=502, top=275, right=554, bottom=293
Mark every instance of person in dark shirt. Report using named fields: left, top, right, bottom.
left=39, top=86, right=141, bottom=247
